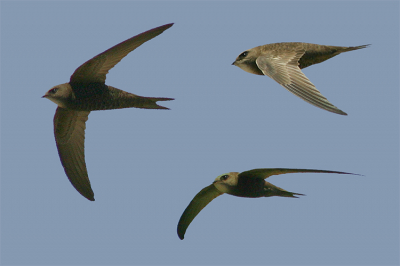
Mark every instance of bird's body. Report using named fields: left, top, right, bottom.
left=232, top=42, right=369, bottom=115
left=177, top=168, right=358, bottom=239
left=43, top=23, right=174, bottom=201
left=234, top=175, right=303, bottom=198
left=230, top=174, right=267, bottom=197
left=261, top=42, right=366, bottom=70
left=50, top=83, right=171, bottom=111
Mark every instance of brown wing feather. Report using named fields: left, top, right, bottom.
left=177, top=184, right=223, bottom=240
left=70, top=23, right=173, bottom=84
left=256, top=50, right=347, bottom=115
left=54, top=107, right=94, bottom=201
left=239, top=168, right=357, bottom=180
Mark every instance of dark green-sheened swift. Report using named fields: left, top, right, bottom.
left=177, top=168, right=357, bottom=240
left=232, top=42, right=369, bottom=115
left=43, top=23, right=174, bottom=201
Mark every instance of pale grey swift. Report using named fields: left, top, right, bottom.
left=177, top=168, right=357, bottom=239
left=43, top=23, right=174, bottom=201
left=232, top=42, right=369, bottom=115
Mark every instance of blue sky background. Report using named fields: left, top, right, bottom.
left=1, top=1, right=399, bottom=265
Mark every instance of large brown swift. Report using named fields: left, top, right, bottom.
left=232, top=42, right=369, bottom=115
left=43, top=23, right=174, bottom=201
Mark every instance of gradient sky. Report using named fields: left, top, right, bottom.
left=1, top=1, right=399, bottom=265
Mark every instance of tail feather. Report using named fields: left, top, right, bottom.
left=265, top=181, right=305, bottom=198
left=344, top=44, right=371, bottom=52
left=289, top=192, right=305, bottom=198
left=106, top=85, right=174, bottom=110
left=278, top=190, right=305, bottom=198
left=141, top=97, right=174, bottom=110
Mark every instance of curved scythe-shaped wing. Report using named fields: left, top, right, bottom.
left=177, top=184, right=223, bottom=240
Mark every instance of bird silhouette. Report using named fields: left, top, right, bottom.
left=177, top=168, right=358, bottom=239
left=43, top=23, right=174, bottom=201
left=232, top=42, right=369, bottom=115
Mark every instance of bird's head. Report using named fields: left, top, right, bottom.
left=232, top=48, right=263, bottom=75
left=213, top=172, right=240, bottom=193
left=42, top=83, right=73, bottom=108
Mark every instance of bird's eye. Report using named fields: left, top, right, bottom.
left=239, top=51, right=248, bottom=59
left=220, top=175, right=229, bottom=181
left=49, top=88, right=58, bottom=94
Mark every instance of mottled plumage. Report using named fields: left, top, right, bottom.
left=177, top=168, right=358, bottom=239
left=232, top=42, right=369, bottom=115
left=43, top=23, right=174, bottom=201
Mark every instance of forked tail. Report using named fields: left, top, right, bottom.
left=344, top=44, right=370, bottom=52
left=140, top=96, right=174, bottom=109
